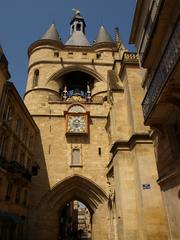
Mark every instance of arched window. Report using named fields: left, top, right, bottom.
left=32, top=69, right=39, bottom=88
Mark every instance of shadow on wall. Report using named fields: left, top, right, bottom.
left=27, top=133, right=50, bottom=239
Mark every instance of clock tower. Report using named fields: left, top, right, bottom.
left=24, top=10, right=168, bottom=240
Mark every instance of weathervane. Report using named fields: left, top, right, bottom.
left=72, top=8, right=80, bottom=15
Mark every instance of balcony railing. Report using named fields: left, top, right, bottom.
left=0, top=156, right=33, bottom=182
left=142, top=18, right=180, bottom=121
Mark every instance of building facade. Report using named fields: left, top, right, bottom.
left=0, top=48, right=39, bottom=240
left=0, top=47, right=10, bottom=97
left=23, top=10, right=170, bottom=240
left=130, top=0, right=180, bottom=239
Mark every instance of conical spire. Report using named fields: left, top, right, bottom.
left=95, top=25, right=114, bottom=44
left=40, top=23, right=61, bottom=41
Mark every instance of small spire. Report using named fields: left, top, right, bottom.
left=40, top=23, right=61, bottom=41
left=95, top=25, right=114, bottom=44
left=114, top=27, right=121, bottom=43
left=65, top=9, right=90, bottom=46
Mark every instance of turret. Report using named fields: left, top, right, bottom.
left=65, top=9, right=90, bottom=46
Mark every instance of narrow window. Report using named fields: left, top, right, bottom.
left=15, top=187, right=21, bottom=203
left=0, top=134, right=7, bottom=158
left=98, top=147, right=101, bottom=156
left=96, top=53, right=101, bottom=59
left=26, top=158, right=31, bottom=170
left=6, top=183, right=13, bottom=201
left=32, top=69, right=39, bottom=88
left=3, top=105, right=13, bottom=121
left=20, top=152, right=25, bottom=167
left=76, top=23, right=81, bottom=31
left=29, top=135, right=34, bottom=149
left=71, top=148, right=80, bottom=165
left=11, top=143, right=18, bottom=162
left=23, top=189, right=28, bottom=206
left=16, top=118, right=22, bottom=136
left=22, top=127, right=28, bottom=144
left=54, top=51, right=59, bottom=57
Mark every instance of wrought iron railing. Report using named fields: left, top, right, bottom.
left=142, top=18, right=180, bottom=120
left=0, top=156, right=32, bottom=181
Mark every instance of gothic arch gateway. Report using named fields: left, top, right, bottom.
left=24, top=9, right=168, bottom=240
left=33, top=175, right=109, bottom=240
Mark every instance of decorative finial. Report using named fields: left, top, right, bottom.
left=114, top=27, right=121, bottom=43
left=72, top=8, right=80, bottom=15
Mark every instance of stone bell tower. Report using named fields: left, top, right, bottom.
left=24, top=10, right=168, bottom=240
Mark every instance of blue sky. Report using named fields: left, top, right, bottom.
left=0, top=0, right=136, bottom=96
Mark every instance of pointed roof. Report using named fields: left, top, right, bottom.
left=40, top=24, right=61, bottom=41
left=65, top=31, right=90, bottom=46
left=95, top=25, right=114, bottom=44
left=0, top=45, right=4, bottom=59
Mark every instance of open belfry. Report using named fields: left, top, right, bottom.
left=22, top=10, right=169, bottom=240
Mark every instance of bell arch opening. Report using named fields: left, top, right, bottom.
left=46, top=66, right=105, bottom=102
left=59, top=71, right=94, bottom=100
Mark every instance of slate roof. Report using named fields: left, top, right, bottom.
left=40, top=24, right=61, bottom=41
left=95, top=25, right=114, bottom=43
left=65, top=31, right=90, bottom=46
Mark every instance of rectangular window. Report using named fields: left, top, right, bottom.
left=11, top=143, right=18, bottom=162
left=16, top=118, right=22, bottom=136
left=22, top=127, right=28, bottom=144
left=26, top=158, right=31, bottom=170
left=15, top=187, right=21, bottom=203
left=20, top=151, right=25, bottom=167
left=3, top=104, right=13, bottom=121
left=28, top=134, right=34, bottom=149
left=23, top=189, right=28, bottom=206
left=0, top=134, right=7, bottom=158
left=71, top=148, right=80, bottom=166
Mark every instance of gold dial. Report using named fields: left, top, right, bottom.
left=67, top=115, right=86, bottom=133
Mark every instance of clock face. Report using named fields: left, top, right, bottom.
left=67, top=115, right=86, bottom=133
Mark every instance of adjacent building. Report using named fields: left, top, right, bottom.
left=0, top=47, right=39, bottom=240
left=0, top=47, right=10, bottom=97
left=130, top=0, right=180, bottom=239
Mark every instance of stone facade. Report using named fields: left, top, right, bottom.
left=130, top=0, right=180, bottom=239
left=0, top=54, right=39, bottom=239
left=24, top=11, right=169, bottom=240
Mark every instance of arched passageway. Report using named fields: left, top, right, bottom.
left=59, top=200, right=91, bottom=240
left=30, top=175, right=108, bottom=240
